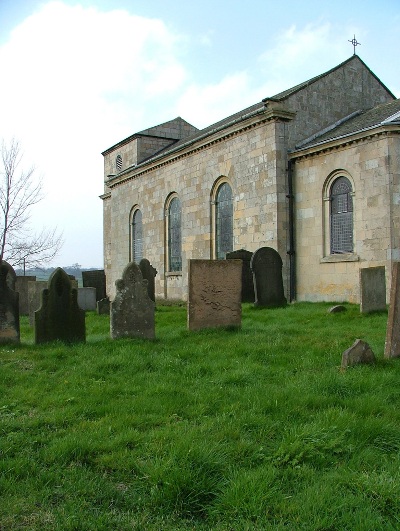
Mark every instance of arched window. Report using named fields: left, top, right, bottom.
left=131, top=209, right=143, bottom=263
left=215, top=182, right=233, bottom=259
left=116, top=154, right=122, bottom=172
left=168, top=196, right=182, bottom=271
left=330, top=176, right=353, bottom=254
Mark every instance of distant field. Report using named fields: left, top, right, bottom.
left=1, top=303, right=399, bottom=530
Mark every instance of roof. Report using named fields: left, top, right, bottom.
left=294, top=98, right=400, bottom=151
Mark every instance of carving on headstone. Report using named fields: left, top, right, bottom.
left=110, top=262, right=155, bottom=339
left=0, top=261, right=20, bottom=344
left=139, top=258, right=157, bottom=302
left=250, top=247, right=287, bottom=307
left=187, top=259, right=242, bottom=331
left=226, top=249, right=254, bottom=303
left=34, top=267, right=85, bottom=344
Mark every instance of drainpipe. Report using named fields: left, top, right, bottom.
left=286, top=159, right=296, bottom=302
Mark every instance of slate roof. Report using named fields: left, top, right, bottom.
left=294, top=98, right=400, bottom=151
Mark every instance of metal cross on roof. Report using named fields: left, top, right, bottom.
left=348, top=35, right=361, bottom=55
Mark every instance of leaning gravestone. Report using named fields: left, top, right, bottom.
left=110, top=262, right=155, bottom=339
left=226, top=249, right=254, bottom=303
left=187, top=259, right=242, bottom=331
left=360, top=266, right=386, bottom=313
left=341, top=339, right=376, bottom=369
left=16, top=276, right=36, bottom=315
left=385, top=262, right=400, bottom=358
left=35, top=267, right=85, bottom=344
left=250, top=247, right=287, bottom=307
left=0, top=261, right=20, bottom=344
left=139, top=259, right=157, bottom=302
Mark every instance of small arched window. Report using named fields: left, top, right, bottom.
left=330, top=176, right=353, bottom=254
left=216, top=182, right=233, bottom=259
left=116, top=154, right=122, bottom=172
left=168, top=196, right=182, bottom=271
left=131, top=209, right=143, bottom=263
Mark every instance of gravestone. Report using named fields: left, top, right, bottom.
left=110, top=262, right=155, bottom=339
left=35, top=267, right=85, bottom=344
left=0, top=261, right=20, bottom=344
left=77, top=287, right=97, bottom=311
left=385, top=262, right=400, bottom=358
left=28, top=280, right=48, bottom=326
left=226, top=249, right=254, bottom=303
left=97, top=297, right=110, bottom=315
left=341, top=339, right=376, bottom=369
left=188, top=259, right=242, bottom=331
left=16, top=276, right=36, bottom=315
left=5, top=263, right=16, bottom=290
left=360, top=266, right=386, bottom=313
left=139, top=259, right=157, bottom=302
left=82, top=269, right=106, bottom=301
left=250, top=247, right=287, bottom=307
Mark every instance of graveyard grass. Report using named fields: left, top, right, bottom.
left=1, top=303, right=400, bottom=530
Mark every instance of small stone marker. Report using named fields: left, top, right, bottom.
left=250, top=247, right=287, bottom=307
left=0, top=261, right=20, bottom=344
left=97, top=297, right=110, bottom=315
left=35, top=267, right=85, bottom=344
left=16, top=275, right=36, bottom=315
left=360, top=266, right=386, bottom=313
left=385, top=262, right=400, bottom=358
left=187, top=259, right=242, bottom=331
left=139, top=258, right=157, bottom=302
left=77, top=287, right=97, bottom=311
left=226, top=249, right=254, bottom=303
left=110, top=262, right=155, bottom=339
left=329, top=305, right=347, bottom=313
left=341, top=339, right=376, bottom=369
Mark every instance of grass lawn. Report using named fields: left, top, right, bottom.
left=1, top=302, right=399, bottom=530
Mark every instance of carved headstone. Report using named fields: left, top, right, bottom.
left=139, top=259, right=157, bottom=302
left=97, top=297, right=110, bottom=315
left=16, top=276, right=36, bottom=315
left=35, top=268, right=85, bottom=344
left=77, top=287, right=97, bottom=311
left=226, top=249, right=254, bottom=303
left=82, top=269, right=106, bottom=301
left=341, top=339, right=376, bottom=369
left=360, top=266, right=386, bottom=313
left=250, top=247, right=287, bottom=307
left=187, top=259, right=242, bottom=331
left=0, top=261, right=20, bottom=344
left=385, top=262, right=400, bottom=358
left=110, top=262, right=155, bottom=339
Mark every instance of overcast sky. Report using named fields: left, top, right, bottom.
left=0, top=0, right=399, bottom=268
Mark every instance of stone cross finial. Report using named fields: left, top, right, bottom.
left=348, top=35, right=361, bottom=55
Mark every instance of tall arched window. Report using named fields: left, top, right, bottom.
left=330, top=176, right=353, bottom=254
left=131, top=209, right=143, bottom=263
left=216, top=182, right=233, bottom=259
left=168, top=196, right=182, bottom=271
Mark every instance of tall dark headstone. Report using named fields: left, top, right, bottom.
left=139, top=258, right=157, bottom=302
left=110, top=262, right=155, bottom=339
left=0, top=261, right=20, bottom=344
left=35, top=267, right=85, bottom=344
left=226, top=249, right=254, bottom=302
left=82, top=269, right=106, bottom=301
left=250, top=247, right=287, bottom=307
left=360, top=266, right=386, bottom=313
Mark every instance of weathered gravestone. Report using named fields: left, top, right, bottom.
left=82, top=269, right=106, bottom=301
left=97, top=297, right=110, bottom=315
left=341, top=339, right=376, bottom=369
left=77, top=287, right=97, bottom=311
left=360, top=266, right=386, bottom=313
left=35, top=267, right=85, bottom=344
left=110, top=262, right=155, bottom=340
left=250, top=247, right=287, bottom=307
left=226, top=249, right=254, bottom=303
left=139, top=259, right=157, bottom=302
left=187, top=259, right=242, bottom=331
left=0, top=261, right=20, bottom=344
left=385, top=262, right=400, bottom=358
left=5, top=262, right=16, bottom=289
left=16, top=276, right=36, bottom=315
left=28, top=280, right=48, bottom=326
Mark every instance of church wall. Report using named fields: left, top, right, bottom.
left=104, top=118, right=290, bottom=301
left=294, top=133, right=398, bottom=303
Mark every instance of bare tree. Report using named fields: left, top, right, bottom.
left=0, top=138, right=63, bottom=272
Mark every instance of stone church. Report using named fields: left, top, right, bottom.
left=101, top=55, right=400, bottom=303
